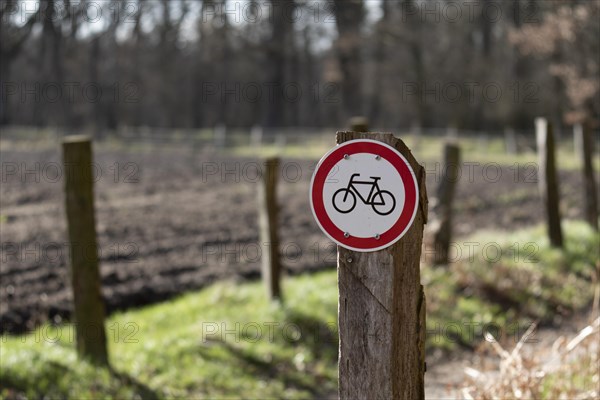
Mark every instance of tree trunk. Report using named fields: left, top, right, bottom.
left=333, top=0, right=365, bottom=118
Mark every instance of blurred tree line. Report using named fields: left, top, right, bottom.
left=0, top=0, right=598, bottom=132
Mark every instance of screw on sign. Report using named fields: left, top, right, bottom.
left=310, top=139, right=419, bottom=252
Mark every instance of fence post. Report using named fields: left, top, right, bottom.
left=535, top=118, right=563, bottom=247
left=504, top=127, right=517, bottom=155
left=349, top=116, right=369, bottom=132
left=251, top=125, right=263, bottom=149
left=337, top=132, right=428, bottom=399
left=446, top=126, right=458, bottom=140
left=275, top=134, right=286, bottom=150
left=431, top=142, right=461, bottom=265
left=573, top=123, right=584, bottom=161
left=410, top=122, right=422, bottom=151
left=214, top=123, right=226, bottom=149
left=62, top=136, right=109, bottom=365
left=259, top=157, right=281, bottom=299
left=581, top=122, right=599, bottom=231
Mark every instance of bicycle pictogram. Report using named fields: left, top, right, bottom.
left=332, top=173, right=396, bottom=216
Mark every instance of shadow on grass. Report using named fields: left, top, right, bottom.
left=0, top=360, right=159, bottom=400
left=189, top=309, right=339, bottom=398
left=0, top=361, right=71, bottom=398
left=108, top=366, right=160, bottom=400
left=282, top=309, right=339, bottom=361
left=203, top=341, right=334, bottom=398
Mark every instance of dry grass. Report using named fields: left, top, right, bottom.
left=461, top=310, right=599, bottom=400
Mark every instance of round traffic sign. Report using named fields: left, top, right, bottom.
left=310, top=139, right=419, bottom=252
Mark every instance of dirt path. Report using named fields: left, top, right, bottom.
left=424, top=310, right=598, bottom=399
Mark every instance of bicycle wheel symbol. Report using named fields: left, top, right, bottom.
left=332, top=188, right=357, bottom=213
left=370, top=190, right=395, bottom=216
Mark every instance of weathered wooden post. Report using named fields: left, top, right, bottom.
left=573, top=123, right=584, bottom=161
left=335, top=132, right=428, bottom=399
left=259, top=157, right=281, bottom=299
left=411, top=122, right=422, bottom=152
left=250, top=125, right=263, bottom=149
left=275, top=134, right=286, bottom=150
left=536, top=118, right=563, bottom=247
left=504, top=127, right=518, bottom=155
left=349, top=116, right=369, bottom=132
left=431, top=142, right=461, bottom=265
left=214, top=123, right=226, bottom=149
left=580, top=122, right=598, bottom=231
left=62, top=136, right=109, bottom=365
left=446, top=126, right=458, bottom=140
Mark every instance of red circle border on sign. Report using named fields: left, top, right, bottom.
left=310, top=139, right=419, bottom=252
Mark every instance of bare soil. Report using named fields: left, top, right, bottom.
left=0, top=143, right=589, bottom=334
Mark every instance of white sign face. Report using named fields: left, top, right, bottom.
left=323, top=153, right=406, bottom=238
left=310, top=139, right=419, bottom=252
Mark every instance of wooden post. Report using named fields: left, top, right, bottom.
left=349, top=116, right=369, bottom=132
left=573, top=123, right=584, bottom=161
left=581, top=122, right=599, bottom=231
left=446, top=126, right=458, bottom=140
left=477, top=132, right=489, bottom=153
left=411, top=122, right=422, bottom=152
left=432, top=142, right=461, bottom=265
left=214, top=123, right=226, bottom=149
left=504, top=127, right=518, bottom=155
left=535, top=118, right=564, bottom=247
left=251, top=125, right=263, bottom=148
left=62, top=136, right=109, bottom=365
left=259, top=157, right=281, bottom=299
left=275, top=134, right=286, bottom=150
left=337, top=132, right=428, bottom=399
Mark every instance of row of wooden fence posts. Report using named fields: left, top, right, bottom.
left=253, top=115, right=598, bottom=398
left=59, top=117, right=597, bottom=375
left=61, top=141, right=288, bottom=369
left=59, top=138, right=284, bottom=369
left=431, top=118, right=598, bottom=265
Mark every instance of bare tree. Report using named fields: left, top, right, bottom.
left=263, top=0, right=295, bottom=127
left=1, top=0, right=596, bottom=131
left=510, top=1, right=600, bottom=124
left=0, top=0, right=40, bottom=125
left=333, top=0, right=365, bottom=118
